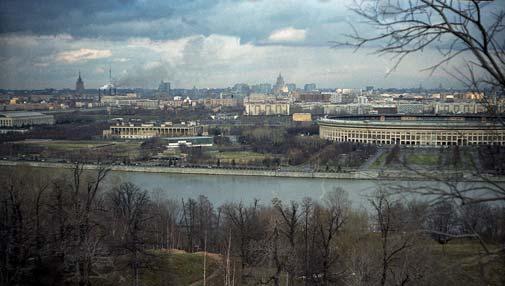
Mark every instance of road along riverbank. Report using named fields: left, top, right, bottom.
left=1, top=160, right=504, bottom=182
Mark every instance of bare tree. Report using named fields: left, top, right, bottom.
left=347, top=6, right=505, bottom=265
left=314, top=188, right=350, bottom=285
left=222, top=199, right=266, bottom=281
left=67, top=163, right=110, bottom=286
left=181, top=198, right=198, bottom=252
left=0, top=167, right=32, bottom=285
left=301, top=197, right=313, bottom=286
left=426, top=200, right=460, bottom=245
left=370, top=191, right=416, bottom=286
left=0, top=165, right=113, bottom=286
left=272, top=198, right=302, bottom=285
left=342, top=0, right=505, bottom=96
left=197, top=195, right=215, bottom=252
left=109, top=182, right=151, bottom=286
left=256, top=221, right=284, bottom=286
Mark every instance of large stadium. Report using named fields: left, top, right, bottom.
left=318, top=115, right=505, bottom=146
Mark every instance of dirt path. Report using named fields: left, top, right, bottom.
left=188, top=252, right=223, bottom=286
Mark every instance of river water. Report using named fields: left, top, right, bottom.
left=1, top=164, right=498, bottom=208
left=107, top=171, right=452, bottom=208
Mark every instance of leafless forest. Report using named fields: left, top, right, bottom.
left=1, top=164, right=504, bottom=286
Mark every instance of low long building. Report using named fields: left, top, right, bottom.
left=245, top=102, right=290, bottom=116
left=318, top=115, right=505, bottom=146
left=0, top=111, right=55, bottom=127
left=103, top=122, right=205, bottom=139
left=162, top=136, right=213, bottom=148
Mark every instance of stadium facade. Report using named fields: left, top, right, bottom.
left=318, top=115, right=505, bottom=146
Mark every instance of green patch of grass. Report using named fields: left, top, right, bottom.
left=370, top=152, right=388, bottom=168
left=406, top=153, right=439, bottom=165
left=15, top=140, right=143, bottom=160
left=22, top=140, right=140, bottom=150
left=460, top=150, right=477, bottom=170
left=213, top=151, right=270, bottom=164
left=19, top=140, right=110, bottom=151
left=142, top=251, right=220, bottom=286
left=214, top=151, right=266, bottom=159
left=430, top=241, right=484, bottom=258
left=99, top=251, right=221, bottom=286
left=429, top=241, right=505, bottom=284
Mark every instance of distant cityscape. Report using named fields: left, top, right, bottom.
left=1, top=69, right=504, bottom=154
left=1, top=71, right=502, bottom=117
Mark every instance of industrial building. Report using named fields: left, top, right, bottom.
left=318, top=115, right=505, bottom=146
left=0, top=112, right=55, bottom=127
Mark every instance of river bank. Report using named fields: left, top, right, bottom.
left=1, top=160, right=504, bottom=182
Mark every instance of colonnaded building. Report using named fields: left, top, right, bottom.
left=244, top=93, right=290, bottom=116
left=0, top=111, right=55, bottom=127
left=103, top=121, right=206, bottom=139
left=318, top=115, right=505, bottom=146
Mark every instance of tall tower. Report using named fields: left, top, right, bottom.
left=158, top=80, right=171, bottom=96
left=273, top=73, right=286, bottom=95
left=75, top=71, right=85, bottom=95
left=276, top=73, right=285, bottom=88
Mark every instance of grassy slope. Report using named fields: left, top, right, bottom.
left=94, top=251, right=221, bottom=286
left=429, top=241, right=505, bottom=284
left=406, top=153, right=439, bottom=165
left=370, top=152, right=388, bottom=168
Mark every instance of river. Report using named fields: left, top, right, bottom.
left=1, top=163, right=498, bottom=208
left=107, top=171, right=449, bottom=208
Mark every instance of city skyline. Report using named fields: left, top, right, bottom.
left=1, top=0, right=503, bottom=89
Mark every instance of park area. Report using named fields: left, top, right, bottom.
left=368, top=145, right=482, bottom=171
left=2, top=139, right=142, bottom=162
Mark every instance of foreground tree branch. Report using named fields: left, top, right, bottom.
left=339, top=0, right=505, bottom=95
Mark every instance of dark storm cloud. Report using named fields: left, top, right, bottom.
left=0, top=0, right=352, bottom=43
left=0, top=0, right=128, bottom=33
left=0, top=0, right=218, bottom=40
left=0, top=0, right=484, bottom=89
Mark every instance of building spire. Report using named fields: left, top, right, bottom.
left=75, top=70, right=85, bottom=94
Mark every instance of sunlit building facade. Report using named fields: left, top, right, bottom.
left=103, top=122, right=205, bottom=139
left=244, top=93, right=290, bottom=115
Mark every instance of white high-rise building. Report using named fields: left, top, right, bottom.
left=357, top=95, right=368, bottom=105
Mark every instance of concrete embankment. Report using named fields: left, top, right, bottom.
left=0, top=160, right=504, bottom=182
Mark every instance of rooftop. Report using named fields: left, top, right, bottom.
left=161, top=136, right=212, bottom=140
left=0, top=111, right=50, bottom=118
left=324, top=114, right=497, bottom=121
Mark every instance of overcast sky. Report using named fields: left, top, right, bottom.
left=0, top=0, right=498, bottom=89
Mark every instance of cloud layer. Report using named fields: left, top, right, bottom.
left=268, top=27, right=306, bottom=42
left=0, top=0, right=494, bottom=89
left=56, top=48, right=112, bottom=63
